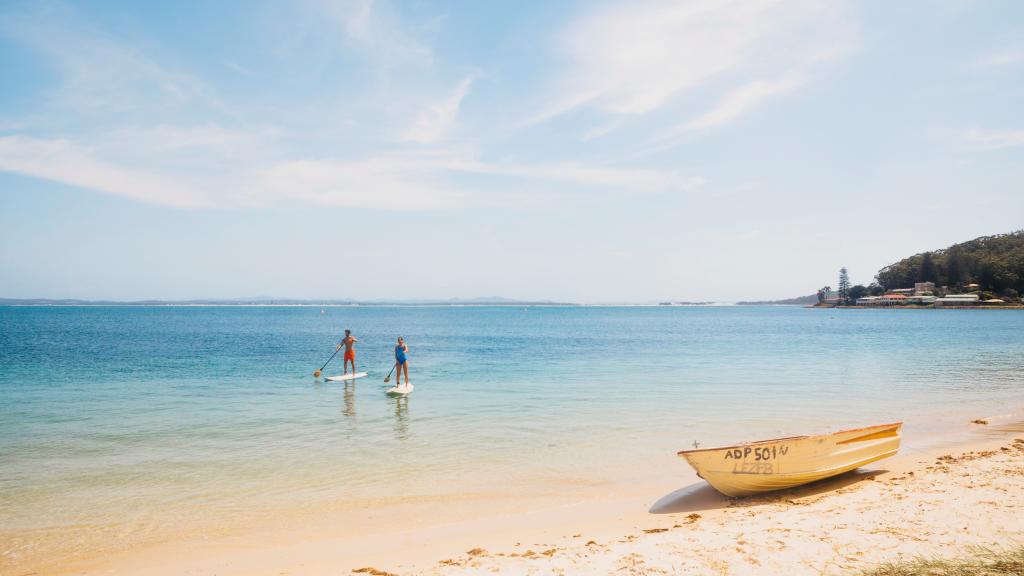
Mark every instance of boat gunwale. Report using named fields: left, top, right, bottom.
left=676, top=421, right=902, bottom=456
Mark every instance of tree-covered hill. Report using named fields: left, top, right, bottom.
left=876, top=231, right=1024, bottom=297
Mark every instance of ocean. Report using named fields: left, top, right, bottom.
left=1, top=305, right=1023, bottom=568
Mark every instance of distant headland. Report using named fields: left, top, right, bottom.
left=814, top=230, right=1024, bottom=309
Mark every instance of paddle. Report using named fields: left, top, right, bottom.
left=383, top=362, right=397, bottom=383
left=312, top=344, right=342, bottom=378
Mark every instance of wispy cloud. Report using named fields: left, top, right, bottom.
left=0, top=131, right=694, bottom=210
left=966, top=127, right=1024, bottom=150
left=534, top=0, right=856, bottom=125
left=0, top=3, right=212, bottom=116
left=0, top=136, right=214, bottom=208
left=259, top=155, right=467, bottom=210
left=329, top=0, right=434, bottom=66
left=974, top=47, right=1024, bottom=68
left=399, top=75, right=475, bottom=144
left=674, top=73, right=807, bottom=134
left=0, top=1, right=755, bottom=213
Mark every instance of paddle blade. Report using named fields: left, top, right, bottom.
left=313, top=370, right=322, bottom=378
left=384, top=376, right=391, bottom=383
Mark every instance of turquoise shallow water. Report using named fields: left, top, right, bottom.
left=1, top=305, right=1023, bottom=563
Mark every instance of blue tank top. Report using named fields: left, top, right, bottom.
left=395, top=345, right=407, bottom=363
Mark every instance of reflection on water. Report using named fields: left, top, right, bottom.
left=343, top=382, right=356, bottom=419
left=392, top=395, right=409, bottom=440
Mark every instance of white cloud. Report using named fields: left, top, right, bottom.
left=400, top=76, right=475, bottom=144
left=260, top=157, right=466, bottom=210
left=114, top=124, right=269, bottom=151
left=674, top=73, right=806, bottom=134
left=974, top=48, right=1024, bottom=68
left=253, top=153, right=697, bottom=209
left=534, top=0, right=856, bottom=127
left=0, top=136, right=213, bottom=208
left=329, top=0, right=433, bottom=66
left=0, top=1, right=711, bottom=213
left=465, top=159, right=688, bottom=193
left=580, top=118, right=626, bottom=141
left=1, top=4, right=211, bottom=115
left=0, top=133, right=694, bottom=211
left=966, top=127, right=1024, bottom=150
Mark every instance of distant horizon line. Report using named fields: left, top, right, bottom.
left=0, top=296, right=808, bottom=307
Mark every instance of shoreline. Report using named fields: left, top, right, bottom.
left=34, top=412, right=1024, bottom=576
left=810, top=305, right=1024, bottom=310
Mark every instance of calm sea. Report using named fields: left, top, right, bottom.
left=2, top=305, right=1023, bottom=566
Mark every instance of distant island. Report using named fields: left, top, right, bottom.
left=737, top=294, right=818, bottom=306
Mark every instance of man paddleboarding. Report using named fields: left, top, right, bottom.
left=337, top=329, right=358, bottom=375
left=394, top=336, right=410, bottom=386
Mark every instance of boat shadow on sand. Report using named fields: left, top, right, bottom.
left=649, top=468, right=887, bottom=514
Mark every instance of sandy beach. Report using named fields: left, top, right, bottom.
left=4, top=0, right=1024, bottom=572
left=33, top=418, right=1022, bottom=576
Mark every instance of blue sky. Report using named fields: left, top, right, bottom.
left=1, top=0, right=1022, bottom=302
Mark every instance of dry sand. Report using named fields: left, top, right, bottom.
left=410, top=437, right=1024, bottom=575
left=36, top=420, right=1024, bottom=576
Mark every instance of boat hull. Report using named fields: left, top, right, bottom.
left=678, top=422, right=902, bottom=497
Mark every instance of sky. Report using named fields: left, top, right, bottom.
left=0, top=0, right=1022, bottom=302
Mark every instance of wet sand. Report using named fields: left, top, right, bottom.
left=36, top=418, right=1024, bottom=576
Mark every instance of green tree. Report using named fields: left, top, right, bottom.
left=838, top=268, right=851, bottom=305
left=918, top=252, right=936, bottom=283
left=946, top=248, right=964, bottom=286
left=848, top=284, right=868, bottom=302
left=875, top=231, right=1024, bottom=294
left=817, top=286, right=832, bottom=303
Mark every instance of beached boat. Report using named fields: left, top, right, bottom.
left=678, top=422, right=901, bottom=497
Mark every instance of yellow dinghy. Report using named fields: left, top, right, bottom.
left=678, top=422, right=902, bottom=497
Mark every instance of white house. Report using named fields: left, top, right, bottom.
left=935, top=294, right=980, bottom=305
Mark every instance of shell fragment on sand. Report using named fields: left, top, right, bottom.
left=678, top=422, right=902, bottom=497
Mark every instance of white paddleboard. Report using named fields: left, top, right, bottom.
left=325, top=372, right=368, bottom=382
left=386, top=383, right=414, bottom=396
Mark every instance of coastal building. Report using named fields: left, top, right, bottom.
left=906, top=295, right=937, bottom=305
left=889, top=288, right=914, bottom=295
left=856, top=296, right=880, bottom=306
left=914, top=282, right=935, bottom=294
left=935, top=294, right=980, bottom=306
left=878, top=294, right=908, bottom=305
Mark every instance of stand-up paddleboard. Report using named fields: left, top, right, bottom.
left=386, top=383, right=414, bottom=396
left=325, top=372, right=367, bottom=382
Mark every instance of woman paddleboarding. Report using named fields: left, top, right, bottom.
left=394, top=336, right=410, bottom=386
